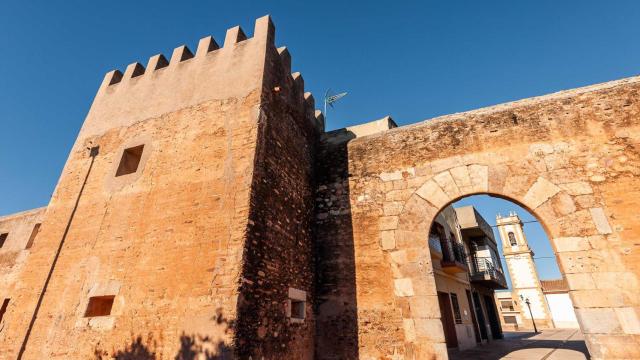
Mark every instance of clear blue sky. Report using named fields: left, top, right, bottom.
left=1, top=0, right=638, bottom=228
left=454, top=195, right=561, bottom=287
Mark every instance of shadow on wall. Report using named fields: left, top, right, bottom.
left=314, top=129, right=359, bottom=359
left=93, top=308, right=234, bottom=360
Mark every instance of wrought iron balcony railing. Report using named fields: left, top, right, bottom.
left=468, top=256, right=507, bottom=288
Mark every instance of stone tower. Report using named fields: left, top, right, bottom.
left=496, top=212, right=554, bottom=329
left=1, top=15, right=323, bottom=359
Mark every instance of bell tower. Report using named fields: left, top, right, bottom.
left=496, top=212, right=554, bottom=329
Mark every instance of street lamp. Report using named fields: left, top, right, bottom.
left=520, top=295, right=538, bottom=333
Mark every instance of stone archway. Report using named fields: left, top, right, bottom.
left=312, top=78, right=640, bottom=360
left=373, top=159, right=635, bottom=359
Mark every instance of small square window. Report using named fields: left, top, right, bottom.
left=115, top=145, right=144, bottom=177
left=291, top=299, right=305, bottom=320
left=25, top=223, right=41, bottom=249
left=84, top=295, right=115, bottom=317
left=287, top=287, right=306, bottom=323
left=0, top=233, right=8, bottom=248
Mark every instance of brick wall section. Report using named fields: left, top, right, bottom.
left=234, top=29, right=319, bottom=358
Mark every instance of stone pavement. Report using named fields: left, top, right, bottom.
left=448, top=329, right=589, bottom=360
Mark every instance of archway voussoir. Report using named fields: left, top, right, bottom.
left=433, top=171, right=462, bottom=199
left=415, top=179, right=449, bottom=209
left=523, top=176, right=561, bottom=210
left=468, top=164, right=489, bottom=193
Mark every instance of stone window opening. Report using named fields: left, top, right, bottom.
left=0, top=298, right=9, bottom=323
left=25, top=223, right=41, bottom=249
left=84, top=295, right=115, bottom=317
left=501, top=300, right=515, bottom=311
left=508, top=231, right=517, bottom=246
left=287, top=288, right=306, bottom=324
left=0, top=233, right=8, bottom=248
left=115, top=145, right=144, bottom=177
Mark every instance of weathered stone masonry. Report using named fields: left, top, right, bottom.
left=0, top=15, right=639, bottom=360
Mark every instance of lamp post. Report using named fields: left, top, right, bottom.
left=520, top=295, right=538, bottom=333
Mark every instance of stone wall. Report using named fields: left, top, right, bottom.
left=0, top=208, right=46, bottom=326
left=314, top=128, right=361, bottom=359
left=338, top=76, right=640, bottom=359
left=234, top=21, right=320, bottom=358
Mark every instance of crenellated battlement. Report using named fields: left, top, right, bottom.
left=101, top=16, right=272, bottom=89
left=83, top=15, right=324, bottom=138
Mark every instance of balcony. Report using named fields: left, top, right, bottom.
left=440, top=241, right=468, bottom=274
left=468, top=257, right=507, bottom=289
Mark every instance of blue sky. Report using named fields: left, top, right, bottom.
left=0, top=2, right=637, bottom=281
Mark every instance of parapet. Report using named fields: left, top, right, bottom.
left=82, top=15, right=322, bottom=138
left=100, top=15, right=275, bottom=90
left=322, top=116, right=396, bottom=145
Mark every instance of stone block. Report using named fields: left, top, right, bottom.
left=589, top=207, right=613, bottom=234
left=550, top=191, right=576, bottom=215
left=380, top=170, right=404, bottom=182
left=415, top=180, right=449, bottom=208
left=468, top=164, right=489, bottom=193
left=429, top=156, right=462, bottom=174
left=389, top=250, right=408, bottom=265
left=614, top=307, right=640, bottom=334
left=432, top=171, right=461, bottom=199
left=523, top=176, right=561, bottom=209
left=380, top=231, right=396, bottom=250
left=565, top=273, right=596, bottom=290
left=403, top=319, right=416, bottom=342
left=559, top=182, right=593, bottom=195
left=413, top=319, right=445, bottom=341
left=553, top=237, right=591, bottom=252
left=575, top=308, right=622, bottom=334
left=379, top=216, right=399, bottom=231
left=571, top=289, right=625, bottom=308
left=449, top=166, right=472, bottom=189
left=409, top=296, right=441, bottom=318
left=394, top=278, right=415, bottom=297
left=384, top=201, right=404, bottom=216
left=488, top=164, right=509, bottom=194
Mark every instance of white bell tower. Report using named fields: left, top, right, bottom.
left=496, top=212, right=553, bottom=329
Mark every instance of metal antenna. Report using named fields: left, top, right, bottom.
left=324, top=89, right=348, bottom=122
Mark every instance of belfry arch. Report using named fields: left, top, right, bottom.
left=323, top=77, right=640, bottom=360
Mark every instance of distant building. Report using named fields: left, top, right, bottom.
left=429, top=205, right=507, bottom=351
left=494, top=212, right=579, bottom=330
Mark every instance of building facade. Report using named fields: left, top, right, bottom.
left=428, top=205, right=506, bottom=352
left=0, top=15, right=639, bottom=360
left=495, top=212, right=580, bottom=331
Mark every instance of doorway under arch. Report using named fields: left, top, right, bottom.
left=427, top=194, right=584, bottom=357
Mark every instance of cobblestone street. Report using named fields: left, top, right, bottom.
left=449, top=329, right=589, bottom=360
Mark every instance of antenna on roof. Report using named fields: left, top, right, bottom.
left=324, top=89, right=348, bottom=122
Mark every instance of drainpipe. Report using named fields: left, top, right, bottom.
left=17, top=146, right=99, bottom=359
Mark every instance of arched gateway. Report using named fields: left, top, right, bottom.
left=315, top=77, right=640, bottom=359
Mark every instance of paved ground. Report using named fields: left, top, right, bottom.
left=448, top=329, right=589, bottom=360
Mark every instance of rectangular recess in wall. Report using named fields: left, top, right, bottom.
left=0, top=233, right=8, bottom=248
left=84, top=295, right=115, bottom=317
left=25, top=223, right=41, bottom=249
left=287, top=287, right=306, bottom=323
left=115, top=145, right=144, bottom=177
